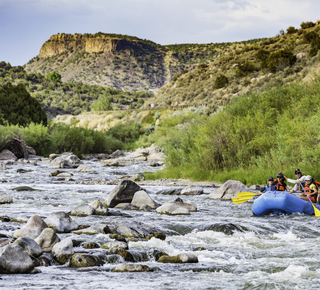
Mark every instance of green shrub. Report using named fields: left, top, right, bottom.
left=300, top=21, right=316, bottom=29
left=107, top=122, right=142, bottom=143
left=214, top=74, right=229, bottom=89
left=286, top=26, right=298, bottom=34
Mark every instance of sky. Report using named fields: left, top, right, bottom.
left=1, top=0, right=320, bottom=66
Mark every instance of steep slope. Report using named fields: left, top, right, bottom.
left=24, top=32, right=264, bottom=92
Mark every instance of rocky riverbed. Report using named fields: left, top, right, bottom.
left=1, top=147, right=319, bottom=289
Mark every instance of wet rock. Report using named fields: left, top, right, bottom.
left=131, top=190, right=159, bottom=209
left=156, top=203, right=190, bottom=215
left=170, top=197, right=197, bottom=211
left=35, top=228, right=60, bottom=252
left=72, top=223, right=111, bottom=235
left=108, top=248, right=134, bottom=261
left=203, top=223, right=244, bottom=235
left=103, top=179, right=142, bottom=208
left=101, top=241, right=128, bottom=250
left=14, top=237, right=43, bottom=258
left=70, top=253, right=104, bottom=267
left=156, top=188, right=182, bottom=195
left=13, top=215, right=48, bottom=239
left=82, top=242, right=100, bottom=249
left=52, top=238, right=74, bottom=264
left=16, top=168, right=33, bottom=173
left=0, top=162, right=6, bottom=170
left=48, top=152, right=81, bottom=169
left=56, top=172, right=73, bottom=177
left=12, top=186, right=38, bottom=191
left=208, top=180, right=249, bottom=200
left=89, top=200, right=108, bottom=215
left=75, top=164, right=93, bottom=172
left=0, top=244, right=35, bottom=274
left=180, top=185, right=204, bottom=195
left=0, top=238, right=11, bottom=247
left=71, top=204, right=96, bottom=216
left=116, top=221, right=165, bottom=240
left=112, top=263, right=151, bottom=272
left=0, top=191, right=13, bottom=204
left=158, top=253, right=198, bottom=263
left=0, top=149, right=18, bottom=161
left=44, top=211, right=79, bottom=233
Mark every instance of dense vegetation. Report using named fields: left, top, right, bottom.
left=0, top=61, right=153, bottom=116
left=142, top=79, right=320, bottom=184
left=144, top=21, right=320, bottom=111
left=0, top=82, right=47, bottom=126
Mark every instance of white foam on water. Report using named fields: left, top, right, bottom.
left=269, top=264, right=308, bottom=280
left=273, top=229, right=300, bottom=241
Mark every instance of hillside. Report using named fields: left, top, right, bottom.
left=143, top=21, right=320, bottom=112
left=24, top=32, right=264, bottom=92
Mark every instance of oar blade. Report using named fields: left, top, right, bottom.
left=232, top=197, right=255, bottom=204
left=237, top=192, right=260, bottom=198
left=312, top=204, right=320, bottom=217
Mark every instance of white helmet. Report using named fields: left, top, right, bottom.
left=305, top=175, right=312, bottom=181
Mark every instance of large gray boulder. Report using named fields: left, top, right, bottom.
left=72, top=223, right=111, bottom=235
left=131, top=190, right=159, bottom=209
left=112, top=263, right=151, bottom=272
left=35, top=228, right=60, bottom=252
left=52, top=238, right=74, bottom=264
left=116, top=221, right=165, bottom=240
left=208, top=180, right=249, bottom=200
left=158, top=253, right=198, bottom=263
left=89, top=200, right=108, bottom=215
left=48, top=152, right=81, bottom=169
left=44, top=211, right=79, bottom=233
left=103, top=179, right=142, bottom=208
left=70, top=253, right=103, bottom=267
left=156, top=198, right=196, bottom=215
left=13, top=215, right=48, bottom=240
left=14, top=237, right=43, bottom=258
left=71, top=204, right=96, bottom=216
left=0, top=244, right=35, bottom=274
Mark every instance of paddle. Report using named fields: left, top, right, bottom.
left=301, top=183, right=320, bottom=217
left=232, top=192, right=262, bottom=204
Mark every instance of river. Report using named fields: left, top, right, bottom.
left=1, top=157, right=320, bottom=289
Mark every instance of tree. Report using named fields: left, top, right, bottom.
left=214, top=74, right=229, bottom=89
left=0, top=82, right=47, bottom=126
left=45, top=71, right=61, bottom=83
left=286, top=26, right=298, bottom=34
left=91, top=94, right=112, bottom=111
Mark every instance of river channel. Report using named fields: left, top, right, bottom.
left=1, top=157, right=320, bottom=289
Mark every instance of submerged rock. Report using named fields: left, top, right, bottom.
left=0, top=191, right=13, bottom=204
left=180, top=185, right=204, bottom=195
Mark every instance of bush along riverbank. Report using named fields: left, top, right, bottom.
left=143, top=79, right=320, bottom=185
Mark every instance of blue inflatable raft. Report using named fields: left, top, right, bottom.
left=252, top=191, right=320, bottom=216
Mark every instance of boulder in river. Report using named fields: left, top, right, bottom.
left=71, top=204, right=96, bottom=216
left=207, top=180, right=249, bottom=200
left=180, top=185, right=204, bottom=195
left=103, top=179, right=142, bottom=208
left=44, top=211, right=79, bottom=233
left=35, top=228, right=60, bottom=252
left=156, top=197, right=196, bottom=215
left=89, top=200, right=108, bottom=215
left=14, top=236, right=43, bottom=258
left=0, top=244, right=35, bottom=274
left=52, top=238, right=74, bottom=264
left=131, top=190, right=159, bottom=209
left=13, top=215, right=48, bottom=240
left=70, top=253, right=104, bottom=267
left=158, top=253, right=198, bottom=263
left=75, top=164, right=94, bottom=172
left=112, top=263, right=151, bottom=272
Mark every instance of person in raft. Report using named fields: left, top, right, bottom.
left=258, top=176, right=277, bottom=194
left=300, top=175, right=319, bottom=203
left=275, top=172, right=289, bottom=191
left=285, top=168, right=306, bottom=194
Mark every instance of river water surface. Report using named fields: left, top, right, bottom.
left=1, top=158, right=320, bottom=289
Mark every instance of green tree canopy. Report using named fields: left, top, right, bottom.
left=45, top=71, right=61, bottom=83
left=0, top=82, right=47, bottom=126
left=91, top=94, right=113, bottom=111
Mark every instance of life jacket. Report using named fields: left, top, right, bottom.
left=265, top=184, right=277, bottom=191
left=274, top=179, right=286, bottom=191
left=303, top=181, right=319, bottom=203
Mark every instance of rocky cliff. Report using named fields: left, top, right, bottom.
left=24, top=33, right=229, bottom=92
